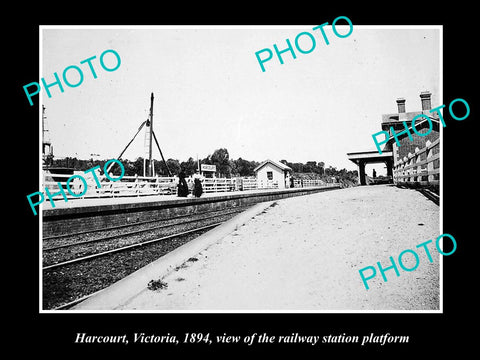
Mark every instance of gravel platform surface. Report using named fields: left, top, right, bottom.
left=118, top=185, right=440, bottom=311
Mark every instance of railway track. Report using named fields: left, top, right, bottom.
left=42, top=206, right=249, bottom=310
left=417, top=188, right=439, bottom=205
left=43, top=207, right=246, bottom=255
left=43, top=222, right=223, bottom=270
left=43, top=206, right=240, bottom=241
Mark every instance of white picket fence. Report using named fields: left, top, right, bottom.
left=257, top=179, right=279, bottom=189
left=43, top=172, right=178, bottom=198
left=293, top=179, right=330, bottom=187
left=241, top=177, right=258, bottom=191
left=202, top=178, right=236, bottom=193
left=42, top=171, right=335, bottom=200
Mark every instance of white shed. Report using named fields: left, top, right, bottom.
left=254, top=159, right=292, bottom=189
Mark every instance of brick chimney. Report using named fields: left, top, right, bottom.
left=396, top=98, right=406, bottom=113
left=396, top=98, right=406, bottom=120
left=420, top=91, right=432, bottom=111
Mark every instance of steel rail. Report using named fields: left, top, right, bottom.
left=43, top=208, right=243, bottom=251
left=43, top=221, right=223, bottom=271
left=43, top=206, right=247, bottom=241
left=53, top=290, right=103, bottom=310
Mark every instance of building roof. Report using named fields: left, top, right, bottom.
left=347, top=150, right=393, bottom=165
left=253, top=159, right=292, bottom=173
left=382, top=111, right=421, bottom=124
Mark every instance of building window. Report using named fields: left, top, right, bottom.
left=267, top=171, right=273, bottom=180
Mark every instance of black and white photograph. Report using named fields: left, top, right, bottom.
left=13, top=5, right=477, bottom=356
left=38, top=25, right=442, bottom=312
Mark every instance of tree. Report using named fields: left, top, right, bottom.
left=107, top=160, right=124, bottom=177
left=210, top=148, right=231, bottom=177
left=152, top=159, right=163, bottom=176
left=291, top=163, right=304, bottom=173
left=233, top=157, right=257, bottom=177
left=229, top=159, right=238, bottom=176
left=305, top=161, right=317, bottom=173
left=165, top=158, right=181, bottom=175
left=280, top=159, right=295, bottom=172
left=318, top=161, right=325, bottom=175
left=180, top=157, right=198, bottom=176
left=131, top=157, right=144, bottom=176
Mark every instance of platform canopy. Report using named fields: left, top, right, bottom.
left=347, top=150, right=393, bottom=165
left=347, top=150, right=393, bottom=185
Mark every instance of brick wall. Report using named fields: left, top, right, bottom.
left=394, top=121, right=439, bottom=164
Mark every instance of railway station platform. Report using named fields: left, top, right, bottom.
left=42, top=185, right=340, bottom=237
left=72, top=184, right=440, bottom=311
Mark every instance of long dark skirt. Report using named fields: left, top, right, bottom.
left=193, top=178, right=203, bottom=197
left=177, top=179, right=189, bottom=197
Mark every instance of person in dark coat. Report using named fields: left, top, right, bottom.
left=192, top=171, right=203, bottom=197
left=177, top=171, right=189, bottom=197
left=193, top=177, right=203, bottom=197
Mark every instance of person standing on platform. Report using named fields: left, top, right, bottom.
left=193, top=171, right=203, bottom=197
left=285, top=172, right=290, bottom=189
left=177, top=171, right=189, bottom=197
left=187, top=176, right=194, bottom=196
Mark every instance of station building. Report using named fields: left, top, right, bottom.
left=254, top=159, right=292, bottom=189
left=348, top=91, right=440, bottom=186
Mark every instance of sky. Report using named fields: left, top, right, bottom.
left=40, top=25, right=441, bottom=174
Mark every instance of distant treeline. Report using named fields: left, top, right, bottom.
left=49, top=148, right=358, bottom=181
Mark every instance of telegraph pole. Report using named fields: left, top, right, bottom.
left=148, top=92, right=154, bottom=177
